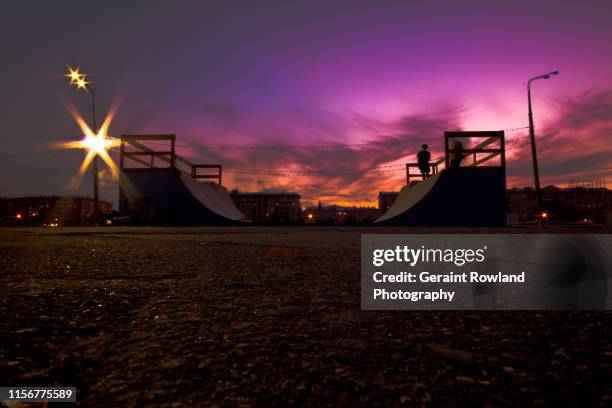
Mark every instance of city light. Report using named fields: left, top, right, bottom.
left=57, top=105, right=121, bottom=185
left=81, top=130, right=114, bottom=157
left=66, top=66, right=90, bottom=90
left=65, top=66, right=82, bottom=84
left=75, top=76, right=90, bottom=90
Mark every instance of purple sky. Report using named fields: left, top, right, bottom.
left=1, top=1, right=611, bottom=206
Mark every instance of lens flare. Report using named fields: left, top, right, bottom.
left=82, top=131, right=113, bottom=156
left=57, top=104, right=121, bottom=188
left=66, top=66, right=90, bottom=89
left=76, top=76, right=90, bottom=90
left=65, top=66, right=82, bottom=84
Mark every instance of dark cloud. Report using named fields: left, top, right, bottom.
left=199, top=103, right=241, bottom=127
left=179, top=92, right=611, bottom=203
left=550, top=89, right=612, bottom=132
left=508, top=88, right=612, bottom=186
left=176, top=103, right=464, bottom=204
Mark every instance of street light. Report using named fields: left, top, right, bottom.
left=527, top=70, right=559, bottom=217
left=66, top=66, right=101, bottom=225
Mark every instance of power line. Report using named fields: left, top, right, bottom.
left=226, top=139, right=533, bottom=177
left=503, top=126, right=531, bottom=132
left=228, top=163, right=406, bottom=173
left=0, top=135, right=532, bottom=170
left=156, top=136, right=440, bottom=151
left=225, top=168, right=407, bottom=177
left=128, top=126, right=532, bottom=151
left=0, top=126, right=531, bottom=151
left=0, top=151, right=50, bottom=159
left=0, top=128, right=534, bottom=178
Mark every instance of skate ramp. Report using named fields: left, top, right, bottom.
left=375, top=167, right=506, bottom=227
left=180, top=174, right=244, bottom=221
left=377, top=173, right=442, bottom=223
left=119, top=169, right=246, bottom=225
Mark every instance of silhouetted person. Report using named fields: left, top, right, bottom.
left=417, top=144, right=431, bottom=177
left=450, top=140, right=465, bottom=168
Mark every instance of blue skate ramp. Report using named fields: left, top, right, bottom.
left=375, top=167, right=506, bottom=227
left=119, top=169, right=246, bottom=226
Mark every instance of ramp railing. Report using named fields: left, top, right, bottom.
left=405, top=131, right=505, bottom=184
left=405, top=158, right=445, bottom=183
left=120, top=134, right=176, bottom=170
left=191, top=165, right=222, bottom=185
left=444, top=131, right=505, bottom=169
left=120, top=134, right=223, bottom=185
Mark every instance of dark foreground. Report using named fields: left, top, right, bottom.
left=1, top=227, right=611, bottom=407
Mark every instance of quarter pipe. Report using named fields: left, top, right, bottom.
left=119, top=168, right=246, bottom=226
left=375, top=167, right=506, bottom=227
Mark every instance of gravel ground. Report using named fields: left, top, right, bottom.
left=1, top=227, right=611, bottom=407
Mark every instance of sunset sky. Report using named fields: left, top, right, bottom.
left=1, top=1, right=611, bottom=206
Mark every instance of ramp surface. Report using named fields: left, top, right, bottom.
left=377, top=173, right=442, bottom=223
left=180, top=175, right=244, bottom=221
left=375, top=167, right=506, bottom=227
left=119, top=169, right=246, bottom=225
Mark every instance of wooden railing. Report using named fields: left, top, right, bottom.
left=120, top=134, right=176, bottom=170
left=404, top=131, right=505, bottom=185
left=120, top=134, right=223, bottom=185
left=444, top=131, right=505, bottom=169
left=191, top=164, right=222, bottom=185
left=405, top=157, right=445, bottom=183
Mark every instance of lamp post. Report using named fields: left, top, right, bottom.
left=66, top=67, right=100, bottom=224
left=527, top=70, right=559, bottom=217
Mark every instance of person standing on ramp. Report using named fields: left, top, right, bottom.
left=417, top=144, right=431, bottom=178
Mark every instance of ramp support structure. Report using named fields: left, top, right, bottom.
left=405, top=158, right=445, bottom=184
left=380, top=130, right=508, bottom=226
left=444, top=131, right=506, bottom=170
left=120, top=134, right=223, bottom=185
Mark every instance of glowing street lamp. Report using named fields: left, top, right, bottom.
left=527, top=70, right=559, bottom=217
left=65, top=67, right=82, bottom=84
left=75, top=76, right=89, bottom=90
left=66, top=65, right=102, bottom=224
left=59, top=117, right=120, bottom=189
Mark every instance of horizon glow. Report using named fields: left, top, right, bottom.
left=1, top=1, right=611, bottom=205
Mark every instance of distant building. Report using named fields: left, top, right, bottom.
left=303, top=202, right=381, bottom=225
left=230, top=191, right=301, bottom=224
left=506, top=186, right=612, bottom=223
left=0, top=198, right=8, bottom=223
left=605, top=209, right=612, bottom=229
left=0, top=196, right=113, bottom=226
left=378, top=192, right=399, bottom=213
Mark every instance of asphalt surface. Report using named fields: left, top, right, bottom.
left=1, top=227, right=611, bottom=407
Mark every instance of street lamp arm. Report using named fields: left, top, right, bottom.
left=528, top=70, right=560, bottom=84
left=529, top=75, right=545, bottom=84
